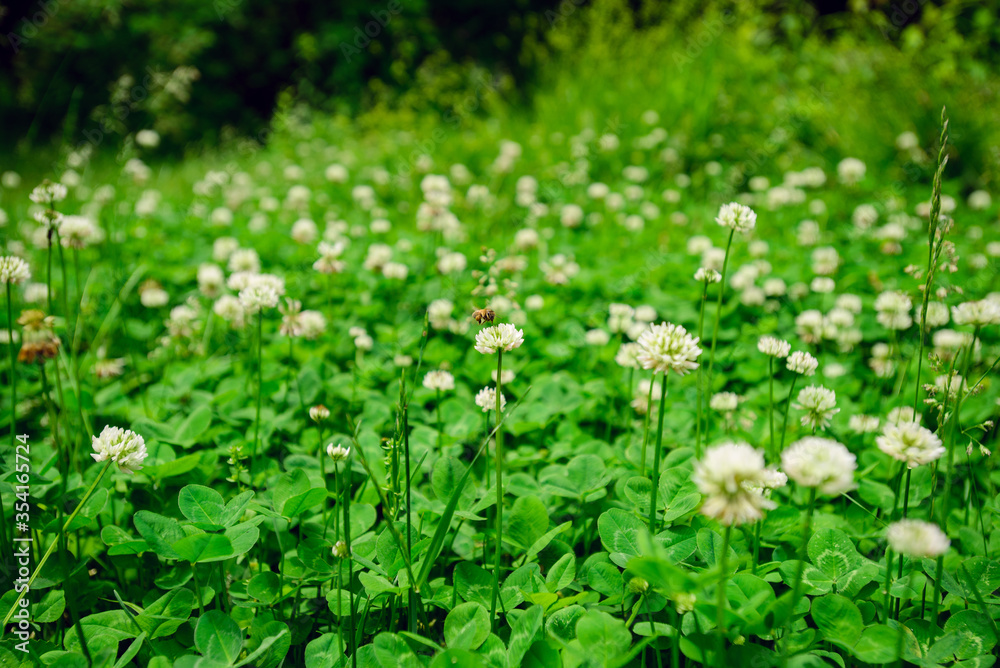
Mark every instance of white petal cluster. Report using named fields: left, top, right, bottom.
left=887, top=519, right=950, bottom=558
left=475, top=386, right=506, bottom=413
left=91, top=425, right=148, bottom=474
left=715, top=202, right=757, bottom=233
left=326, top=443, right=351, bottom=461
left=694, top=442, right=775, bottom=526
left=636, top=322, right=702, bottom=375
left=875, top=290, right=913, bottom=330
left=239, top=284, right=279, bottom=314
left=951, top=299, right=1000, bottom=327
left=876, top=422, right=944, bottom=468
left=793, top=386, right=840, bottom=430
left=29, top=181, right=68, bottom=204
left=786, top=350, right=818, bottom=376
left=615, top=342, right=641, bottom=369
left=782, top=437, right=856, bottom=495
left=423, top=370, right=455, bottom=391
left=0, top=256, right=31, bottom=285
left=694, top=267, right=722, bottom=283
left=758, top=336, right=791, bottom=358
left=710, top=392, right=739, bottom=412
left=474, top=323, right=524, bottom=355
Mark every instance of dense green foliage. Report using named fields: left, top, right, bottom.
left=1, top=1, right=1000, bottom=666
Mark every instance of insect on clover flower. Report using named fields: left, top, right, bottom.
left=91, top=426, right=149, bottom=474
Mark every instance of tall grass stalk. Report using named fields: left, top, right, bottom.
left=912, top=108, right=950, bottom=415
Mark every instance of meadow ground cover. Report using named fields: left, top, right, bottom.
left=1, top=2, right=1000, bottom=666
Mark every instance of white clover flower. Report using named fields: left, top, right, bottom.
left=849, top=414, right=880, bottom=434
left=326, top=443, right=351, bottom=461
left=475, top=386, right=506, bottom=413
left=91, top=425, right=148, bottom=474
left=781, top=437, right=856, bottom=495
left=875, top=290, right=913, bottom=330
left=887, top=406, right=921, bottom=425
left=634, top=305, right=656, bottom=322
left=951, top=299, right=1000, bottom=327
left=197, top=264, right=225, bottom=298
left=228, top=248, right=261, bottom=274
left=0, top=256, right=31, bottom=285
left=29, top=180, right=68, bottom=205
left=213, top=295, right=246, bottom=328
left=694, top=442, right=775, bottom=526
left=239, top=284, right=279, bottom=314
left=694, top=267, right=722, bottom=283
left=636, top=322, right=701, bottom=375
left=710, top=392, right=740, bottom=412
left=382, top=262, right=409, bottom=280
left=615, top=342, right=641, bottom=369
left=139, top=283, right=169, bottom=308
left=794, top=386, right=840, bottom=431
left=786, top=351, right=819, bottom=376
left=887, top=519, right=949, bottom=558
left=715, top=202, right=757, bottom=233
left=877, top=422, right=944, bottom=468
left=59, top=215, right=100, bottom=248
left=314, top=241, right=346, bottom=274
left=474, top=323, right=524, bottom=355
left=758, top=336, right=791, bottom=358
left=585, top=329, right=611, bottom=346
left=291, top=218, right=318, bottom=244
left=837, top=158, right=866, bottom=185
left=437, top=251, right=467, bottom=274
left=795, top=310, right=826, bottom=344
left=213, top=237, right=240, bottom=263
left=309, top=405, right=330, bottom=422
left=423, top=370, right=455, bottom=392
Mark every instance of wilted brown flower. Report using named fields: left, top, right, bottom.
left=17, top=310, right=60, bottom=364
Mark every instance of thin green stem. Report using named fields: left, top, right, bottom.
left=639, top=375, right=655, bottom=477
left=696, top=281, right=709, bottom=455
left=715, top=524, right=732, bottom=668
left=786, top=487, right=817, bottom=632
left=490, top=350, right=504, bottom=625
left=707, top=229, right=735, bottom=385
left=647, top=373, right=669, bottom=533
left=768, top=357, right=776, bottom=461
left=779, top=375, right=799, bottom=453
left=252, top=312, right=263, bottom=479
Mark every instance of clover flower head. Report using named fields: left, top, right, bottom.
left=474, top=323, right=524, bottom=355
left=876, top=422, right=944, bottom=468
left=715, top=202, right=757, bottom=233
left=887, top=519, right=949, bottom=558
left=694, top=442, right=775, bottom=526
left=636, top=322, right=701, bottom=375
left=781, top=437, right=856, bottom=495
left=91, top=425, right=148, bottom=474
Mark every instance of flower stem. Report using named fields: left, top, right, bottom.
left=252, top=312, right=263, bottom=479
left=639, top=375, right=655, bottom=477
left=715, top=524, right=732, bottom=668
left=940, top=327, right=979, bottom=526
left=768, top=357, right=776, bottom=461
left=786, top=487, right=817, bottom=631
left=779, top=376, right=799, bottom=453
left=706, top=229, right=735, bottom=387
left=3, top=284, right=14, bottom=561
left=647, top=373, right=669, bottom=533
left=2, top=459, right=113, bottom=626
left=696, top=281, right=709, bottom=456
left=490, top=350, right=504, bottom=626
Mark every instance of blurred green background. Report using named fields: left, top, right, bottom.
left=1, top=0, right=999, bottom=184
